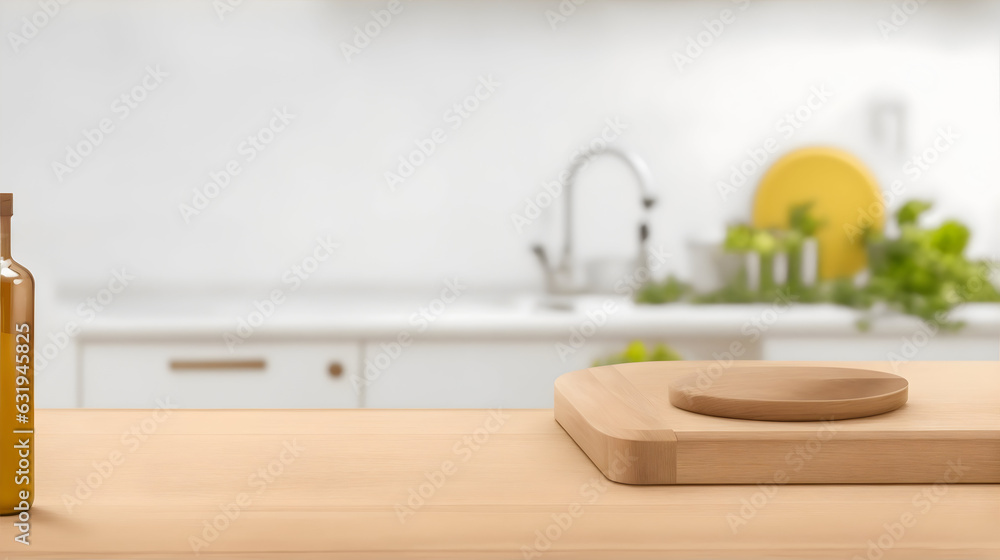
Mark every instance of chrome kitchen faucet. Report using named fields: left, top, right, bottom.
left=532, top=145, right=657, bottom=294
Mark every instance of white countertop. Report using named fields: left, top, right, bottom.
left=66, top=291, right=1000, bottom=341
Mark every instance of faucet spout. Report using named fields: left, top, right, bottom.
left=568, top=145, right=657, bottom=210
left=534, top=145, right=657, bottom=295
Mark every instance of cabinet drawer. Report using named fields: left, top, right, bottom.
left=81, top=341, right=360, bottom=408
left=763, top=335, right=999, bottom=361
left=359, top=339, right=755, bottom=409
left=361, top=341, right=586, bottom=408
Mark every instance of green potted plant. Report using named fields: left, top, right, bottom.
left=786, top=201, right=824, bottom=290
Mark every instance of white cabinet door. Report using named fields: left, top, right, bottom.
left=358, top=337, right=755, bottom=409
left=763, top=335, right=998, bottom=361
left=361, top=341, right=592, bottom=408
left=81, top=341, right=361, bottom=408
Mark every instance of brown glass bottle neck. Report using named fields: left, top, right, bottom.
left=0, top=215, right=11, bottom=258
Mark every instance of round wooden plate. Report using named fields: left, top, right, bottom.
left=667, top=366, right=908, bottom=421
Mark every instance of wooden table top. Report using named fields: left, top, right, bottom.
left=2, top=362, right=999, bottom=559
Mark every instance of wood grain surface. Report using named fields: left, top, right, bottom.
left=556, top=361, right=1000, bottom=485
left=667, top=365, right=908, bottom=421
left=0, top=361, right=997, bottom=559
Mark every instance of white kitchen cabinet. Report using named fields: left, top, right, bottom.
left=81, top=341, right=361, bottom=408
left=361, top=341, right=593, bottom=408
left=763, top=335, right=998, bottom=362
left=359, top=337, right=763, bottom=408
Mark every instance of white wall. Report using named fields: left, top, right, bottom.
left=1, top=0, right=998, bottom=296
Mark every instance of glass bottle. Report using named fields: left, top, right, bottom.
left=0, top=193, right=33, bottom=515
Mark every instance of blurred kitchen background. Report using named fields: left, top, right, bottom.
left=0, top=0, right=998, bottom=409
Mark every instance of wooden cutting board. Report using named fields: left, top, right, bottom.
left=554, top=361, right=1000, bottom=485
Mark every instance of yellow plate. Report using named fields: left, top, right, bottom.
left=752, top=147, right=883, bottom=279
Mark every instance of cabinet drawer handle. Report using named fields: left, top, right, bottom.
left=169, top=359, right=266, bottom=371
left=328, top=362, right=344, bottom=377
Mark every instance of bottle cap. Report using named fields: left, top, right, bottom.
left=0, top=194, right=11, bottom=217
